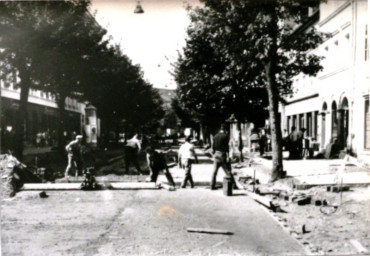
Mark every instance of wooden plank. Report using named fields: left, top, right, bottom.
left=22, top=183, right=82, bottom=190
left=159, top=183, right=176, bottom=191
left=248, top=192, right=282, bottom=212
left=350, top=239, right=369, bottom=254
left=248, top=192, right=273, bottom=208
left=187, top=227, right=233, bottom=235
left=22, top=182, right=159, bottom=190
left=110, top=182, right=159, bottom=190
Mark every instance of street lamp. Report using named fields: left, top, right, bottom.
left=134, top=0, right=144, bottom=14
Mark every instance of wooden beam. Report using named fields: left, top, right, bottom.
left=22, top=182, right=159, bottom=190
left=22, top=183, right=81, bottom=190
left=110, top=182, right=159, bottom=190
left=187, top=228, right=233, bottom=235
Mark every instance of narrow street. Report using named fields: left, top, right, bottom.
left=2, top=1, right=370, bottom=256
left=1, top=189, right=305, bottom=256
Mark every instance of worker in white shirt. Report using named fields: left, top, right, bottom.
left=124, top=134, right=143, bottom=175
left=178, top=136, right=198, bottom=188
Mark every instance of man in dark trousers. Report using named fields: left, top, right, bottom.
left=178, top=136, right=198, bottom=188
left=210, top=124, right=237, bottom=190
left=146, top=146, right=176, bottom=190
left=288, top=126, right=299, bottom=159
left=124, top=134, right=143, bottom=175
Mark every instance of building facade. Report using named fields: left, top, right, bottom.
left=280, top=0, right=370, bottom=163
left=1, top=74, right=99, bottom=149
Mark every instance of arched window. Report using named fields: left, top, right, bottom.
left=339, top=97, right=349, bottom=147
left=331, top=101, right=338, bottom=140
left=322, top=102, right=327, bottom=112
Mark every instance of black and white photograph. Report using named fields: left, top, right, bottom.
left=0, top=0, right=369, bottom=255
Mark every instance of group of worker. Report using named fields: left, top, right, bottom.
left=64, top=124, right=237, bottom=191
left=285, top=126, right=307, bottom=159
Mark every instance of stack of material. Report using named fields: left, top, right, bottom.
left=0, top=154, right=41, bottom=198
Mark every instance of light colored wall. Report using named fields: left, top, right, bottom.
left=0, top=77, right=85, bottom=114
left=282, top=0, right=370, bottom=164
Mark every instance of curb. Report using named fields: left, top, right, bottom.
left=251, top=192, right=318, bottom=255
left=21, top=182, right=160, bottom=191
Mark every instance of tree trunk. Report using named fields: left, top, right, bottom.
left=263, top=3, right=284, bottom=182
left=14, top=71, right=30, bottom=160
left=237, top=121, right=244, bottom=162
left=57, top=94, right=67, bottom=153
left=265, top=61, right=284, bottom=181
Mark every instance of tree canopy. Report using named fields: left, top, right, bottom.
left=174, top=0, right=325, bottom=179
left=0, top=0, right=164, bottom=156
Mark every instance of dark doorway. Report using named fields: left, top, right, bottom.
left=321, top=102, right=327, bottom=147
left=331, top=101, right=338, bottom=141
left=338, top=97, right=349, bottom=148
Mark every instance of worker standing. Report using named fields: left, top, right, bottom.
left=210, top=124, right=237, bottom=190
left=178, top=136, right=198, bottom=188
left=65, top=135, right=83, bottom=179
left=124, top=134, right=143, bottom=175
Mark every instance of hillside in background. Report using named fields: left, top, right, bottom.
left=157, top=88, right=176, bottom=110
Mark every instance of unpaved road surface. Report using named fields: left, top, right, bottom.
left=1, top=189, right=304, bottom=256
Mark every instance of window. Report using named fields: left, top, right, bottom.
left=366, top=25, right=369, bottom=61
left=365, top=97, right=370, bottom=149
left=331, top=101, right=338, bottom=140
left=307, top=113, right=312, bottom=137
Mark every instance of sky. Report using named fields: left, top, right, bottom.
left=91, top=0, right=200, bottom=90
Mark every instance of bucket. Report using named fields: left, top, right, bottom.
left=223, top=176, right=233, bottom=196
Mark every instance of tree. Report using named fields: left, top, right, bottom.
left=1, top=1, right=53, bottom=158
left=171, top=96, right=198, bottom=129
left=31, top=1, right=109, bottom=151
left=177, top=0, right=325, bottom=180
left=86, top=45, right=164, bottom=139
left=174, top=2, right=269, bottom=157
left=0, top=1, right=109, bottom=156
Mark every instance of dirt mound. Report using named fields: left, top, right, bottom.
left=1, top=154, right=41, bottom=198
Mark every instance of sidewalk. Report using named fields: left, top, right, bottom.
left=250, top=152, right=370, bottom=186
left=159, top=148, right=370, bottom=187
left=157, top=148, right=229, bottom=187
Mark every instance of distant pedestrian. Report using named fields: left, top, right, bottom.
left=178, top=136, right=198, bottom=188
left=65, top=135, right=83, bottom=178
left=146, top=146, right=176, bottom=189
left=36, top=133, right=42, bottom=147
left=259, top=129, right=267, bottom=156
left=288, top=126, right=300, bottom=159
left=124, top=134, right=143, bottom=175
left=250, top=129, right=260, bottom=153
left=210, top=124, right=237, bottom=190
